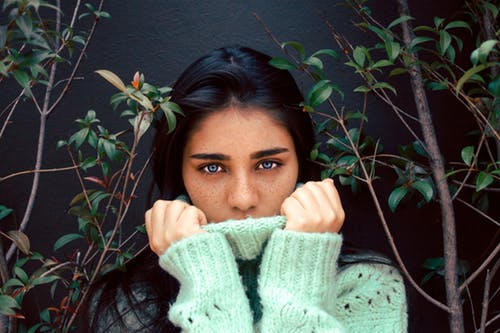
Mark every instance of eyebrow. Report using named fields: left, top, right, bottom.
left=189, top=147, right=290, bottom=161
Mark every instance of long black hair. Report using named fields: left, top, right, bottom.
left=86, top=46, right=320, bottom=332
left=151, top=46, right=320, bottom=200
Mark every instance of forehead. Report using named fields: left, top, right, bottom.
left=184, top=106, right=295, bottom=153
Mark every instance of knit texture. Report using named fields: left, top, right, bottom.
left=159, top=216, right=408, bottom=332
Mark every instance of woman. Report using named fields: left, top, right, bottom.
left=88, top=46, right=407, bottom=332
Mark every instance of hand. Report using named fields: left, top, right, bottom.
left=145, top=200, right=207, bottom=256
left=281, top=179, right=345, bottom=233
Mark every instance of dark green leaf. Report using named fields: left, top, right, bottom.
left=372, top=59, right=393, bottom=68
left=488, top=74, right=500, bottom=97
left=389, top=68, right=407, bottom=76
left=434, top=17, right=445, bottom=29
left=311, top=49, right=339, bottom=61
left=411, top=180, right=434, bottom=202
left=303, top=56, right=324, bottom=72
left=14, top=266, right=29, bottom=284
left=388, top=186, right=408, bottom=212
left=0, top=205, right=13, bottom=221
left=281, top=41, right=305, bottom=60
left=483, top=2, right=499, bottom=18
left=32, top=275, right=60, bottom=287
left=269, top=57, right=296, bottom=70
left=3, top=278, right=24, bottom=289
left=439, top=30, right=452, bottom=56
left=0, top=295, right=20, bottom=316
left=461, top=146, right=474, bottom=166
left=69, top=128, right=89, bottom=149
left=456, top=64, right=489, bottom=93
left=422, top=257, right=444, bottom=270
left=12, top=70, right=30, bottom=89
left=476, top=172, right=493, bottom=192
left=81, top=157, right=97, bottom=171
left=372, top=82, right=397, bottom=95
left=307, top=80, right=333, bottom=107
left=387, top=15, right=414, bottom=29
left=444, top=20, right=471, bottom=32
left=53, top=233, right=84, bottom=251
left=353, top=85, right=371, bottom=93
left=353, top=47, right=366, bottom=67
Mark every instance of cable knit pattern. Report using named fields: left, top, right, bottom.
left=159, top=216, right=407, bottom=332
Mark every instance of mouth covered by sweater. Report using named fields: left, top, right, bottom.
left=158, top=214, right=408, bottom=333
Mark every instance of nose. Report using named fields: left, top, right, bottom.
left=227, top=172, right=258, bottom=216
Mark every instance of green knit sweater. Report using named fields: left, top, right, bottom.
left=159, top=216, right=407, bottom=332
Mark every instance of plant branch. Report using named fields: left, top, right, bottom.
left=0, top=165, right=81, bottom=182
left=479, top=257, right=500, bottom=333
left=459, top=243, right=500, bottom=293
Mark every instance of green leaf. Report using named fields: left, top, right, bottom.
left=476, top=172, right=493, bottom=192
left=444, top=20, right=471, bottom=32
left=53, top=233, right=84, bottom=251
left=81, top=157, right=97, bottom=171
left=95, top=69, right=127, bottom=92
left=389, top=68, right=407, bottom=76
left=353, top=85, right=371, bottom=93
left=0, top=205, right=13, bottom=221
left=12, top=70, right=30, bottom=89
left=461, top=146, right=474, bottom=166
left=434, top=17, right=445, bottom=29
left=470, top=40, right=499, bottom=65
left=2, top=278, right=24, bottom=289
left=353, top=47, right=366, bottom=67
left=372, top=59, right=393, bottom=68
left=422, top=257, right=444, bottom=270
left=0, top=295, right=20, bottom=316
left=281, top=41, right=306, bottom=60
left=411, top=180, right=434, bottom=202
left=32, top=275, right=60, bottom=287
left=439, top=30, right=452, bottom=56
left=307, top=80, right=333, bottom=107
left=387, top=15, right=414, bottom=29
left=488, top=74, right=500, bottom=97
left=388, top=186, right=408, bottom=212
left=456, top=64, right=489, bottom=93
left=386, top=41, right=400, bottom=61
left=7, top=230, right=30, bottom=255
left=14, top=266, right=28, bottom=284
left=303, top=56, right=324, bottom=72
left=69, top=128, right=89, bottom=149
left=372, top=82, right=397, bottom=95
left=311, top=49, right=340, bottom=61
left=269, top=57, right=295, bottom=70
left=483, top=2, right=499, bottom=19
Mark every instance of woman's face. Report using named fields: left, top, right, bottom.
left=182, top=106, right=299, bottom=222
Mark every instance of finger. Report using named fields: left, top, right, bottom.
left=165, top=200, right=190, bottom=227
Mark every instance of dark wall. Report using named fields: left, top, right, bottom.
left=2, top=1, right=492, bottom=332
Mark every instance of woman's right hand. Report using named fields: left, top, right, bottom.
left=145, top=200, right=207, bottom=256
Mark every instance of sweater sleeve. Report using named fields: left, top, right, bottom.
left=257, top=229, right=346, bottom=333
left=158, top=232, right=253, bottom=333
left=334, top=263, right=408, bottom=333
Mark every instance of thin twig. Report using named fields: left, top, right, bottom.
left=479, top=258, right=500, bottom=333
left=460, top=243, right=500, bottom=293
left=0, top=165, right=81, bottom=182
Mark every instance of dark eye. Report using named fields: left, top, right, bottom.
left=202, top=164, right=222, bottom=174
left=258, top=161, right=279, bottom=170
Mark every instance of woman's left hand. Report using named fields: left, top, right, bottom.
left=281, top=178, right=345, bottom=233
